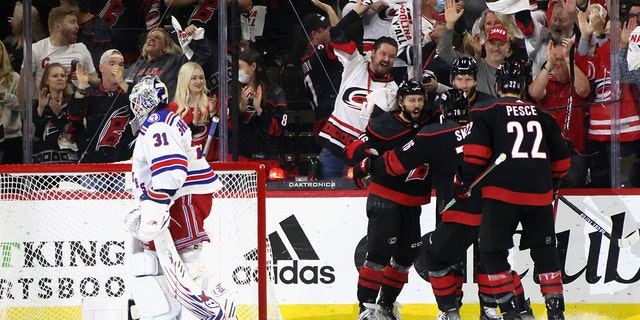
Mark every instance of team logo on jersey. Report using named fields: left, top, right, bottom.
left=406, top=163, right=430, bottom=181
left=342, top=87, right=369, bottom=110
left=147, top=113, right=161, bottom=123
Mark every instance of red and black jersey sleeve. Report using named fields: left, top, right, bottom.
left=462, top=97, right=571, bottom=206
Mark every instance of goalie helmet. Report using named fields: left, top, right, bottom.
left=440, top=88, right=468, bottom=121
left=495, top=59, right=527, bottom=97
left=397, top=79, right=426, bottom=102
left=450, top=57, right=478, bottom=83
left=129, top=75, right=169, bottom=127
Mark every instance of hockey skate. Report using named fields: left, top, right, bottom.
left=518, top=298, right=535, bottom=320
left=545, top=297, right=565, bottom=320
left=374, top=301, right=402, bottom=320
left=479, top=305, right=502, bottom=320
left=357, top=303, right=382, bottom=320
left=436, top=308, right=462, bottom=320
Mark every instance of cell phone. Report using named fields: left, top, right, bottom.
left=45, top=84, right=51, bottom=93
left=70, top=59, right=79, bottom=73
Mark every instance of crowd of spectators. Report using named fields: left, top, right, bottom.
left=1, top=0, right=640, bottom=187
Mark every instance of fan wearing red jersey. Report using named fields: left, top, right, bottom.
left=456, top=60, right=571, bottom=320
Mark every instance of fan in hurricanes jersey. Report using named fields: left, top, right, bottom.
left=348, top=80, right=433, bottom=320
left=125, top=75, right=229, bottom=319
left=456, top=60, right=571, bottom=320
left=316, top=0, right=399, bottom=179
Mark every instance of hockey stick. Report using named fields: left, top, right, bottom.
left=558, top=195, right=640, bottom=248
left=153, top=229, right=236, bottom=319
left=441, top=153, right=507, bottom=213
left=202, top=116, right=220, bottom=157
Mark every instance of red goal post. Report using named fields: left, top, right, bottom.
left=0, top=162, right=282, bottom=320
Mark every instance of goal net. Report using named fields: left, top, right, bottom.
left=0, top=162, right=283, bottom=320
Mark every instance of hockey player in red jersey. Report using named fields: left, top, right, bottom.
left=456, top=60, right=571, bottom=320
left=349, top=80, right=434, bottom=320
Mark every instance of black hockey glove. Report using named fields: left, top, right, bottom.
left=353, top=157, right=372, bottom=189
left=565, top=138, right=575, bottom=155
left=343, top=138, right=379, bottom=165
left=452, top=171, right=470, bottom=202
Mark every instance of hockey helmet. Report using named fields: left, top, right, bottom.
left=397, top=79, right=427, bottom=102
left=129, top=75, right=169, bottom=127
left=440, top=88, right=469, bottom=121
left=495, top=59, right=527, bottom=97
left=450, top=57, right=478, bottom=83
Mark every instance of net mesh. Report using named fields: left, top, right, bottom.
left=0, top=164, right=282, bottom=320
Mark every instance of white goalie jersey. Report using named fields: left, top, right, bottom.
left=131, top=108, right=223, bottom=201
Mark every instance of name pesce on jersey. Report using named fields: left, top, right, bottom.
left=505, top=105, right=538, bottom=117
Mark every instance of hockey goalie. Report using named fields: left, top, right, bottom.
left=124, top=75, right=236, bottom=320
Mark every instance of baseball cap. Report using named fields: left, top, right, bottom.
left=302, top=13, right=330, bottom=35
left=487, top=26, right=508, bottom=43
left=99, top=49, right=123, bottom=65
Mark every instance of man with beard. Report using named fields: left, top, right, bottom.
left=349, top=80, right=433, bottom=320
left=18, top=6, right=100, bottom=103
left=317, top=0, right=399, bottom=178
left=439, top=0, right=512, bottom=97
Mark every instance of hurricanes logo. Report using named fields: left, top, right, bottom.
left=342, top=87, right=369, bottom=111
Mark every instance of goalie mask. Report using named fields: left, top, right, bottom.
left=440, top=88, right=469, bottom=121
left=129, top=75, right=169, bottom=132
left=495, top=60, right=527, bottom=97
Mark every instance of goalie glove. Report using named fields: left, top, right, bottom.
left=125, top=200, right=171, bottom=242
left=353, top=157, right=373, bottom=189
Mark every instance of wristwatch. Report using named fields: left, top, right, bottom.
left=76, top=87, right=88, bottom=95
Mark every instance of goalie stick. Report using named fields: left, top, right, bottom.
left=441, top=153, right=507, bottom=214
left=558, top=194, right=640, bottom=248
left=153, top=228, right=237, bottom=319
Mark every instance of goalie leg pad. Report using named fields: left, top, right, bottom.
left=129, top=275, right=181, bottom=319
left=128, top=251, right=159, bottom=277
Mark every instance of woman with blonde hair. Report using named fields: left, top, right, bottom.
left=32, top=63, right=77, bottom=163
left=0, top=41, right=20, bottom=163
left=169, top=61, right=218, bottom=160
left=126, top=25, right=212, bottom=101
left=10, top=2, right=47, bottom=72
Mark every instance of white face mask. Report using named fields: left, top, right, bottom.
left=238, top=70, right=251, bottom=84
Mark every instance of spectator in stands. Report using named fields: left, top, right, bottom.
left=169, top=61, right=218, bottom=161
left=32, top=63, right=77, bottom=164
left=440, top=0, right=513, bottom=97
left=528, top=38, right=591, bottom=187
left=59, top=0, right=114, bottom=71
left=9, top=2, right=47, bottom=73
left=67, top=49, right=136, bottom=163
left=163, top=0, right=252, bottom=91
left=94, top=0, right=146, bottom=65
left=0, top=41, right=21, bottom=164
left=317, top=1, right=399, bottom=179
left=619, top=16, right=640, bottom=84
left=230, top=49, right=287, bottom=173
left=419, top=13, right=452, bottom=102
left=125, top=25, right=211, bottom=101
left=18, top=6, right=100, bottom=104
left=472, top=9, right=529, bottom=62
left=300, top=9, right=343, bottom=155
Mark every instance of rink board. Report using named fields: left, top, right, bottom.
left=2, top=189, right=640, bottom=319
